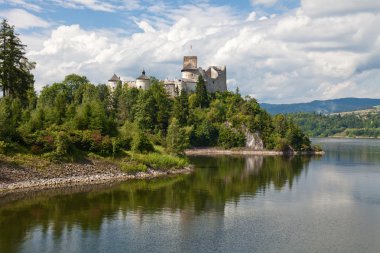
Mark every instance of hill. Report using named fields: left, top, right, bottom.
left=261, top=98, right=380, bottom=114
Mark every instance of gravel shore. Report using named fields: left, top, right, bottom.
left=0, top=159, right=192, bottom=192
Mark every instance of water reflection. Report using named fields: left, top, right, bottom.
left=0, top=155, right=311, bottom=253
left=312, top=138, right=380, bottom=165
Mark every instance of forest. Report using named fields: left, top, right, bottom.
left=0, top=19, right=314, bottom=170
left=288, top=112, right=380, bottom=137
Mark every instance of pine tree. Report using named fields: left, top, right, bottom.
left=173, top=90, right=189, bottom=126
left=0, top=19, right=35, bottom=101
left=166, top=118, right=189, bottom=154
left=195, top=75, right=209, bottom=108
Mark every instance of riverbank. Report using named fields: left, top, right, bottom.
left=0, top=155, right=192, bottom=192
left=185, top=148, right=325, bottom=156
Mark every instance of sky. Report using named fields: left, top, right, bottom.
left=0, top=0, right=379, bottom=103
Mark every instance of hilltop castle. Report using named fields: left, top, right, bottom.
left=107, top=55, right=227, bottom=96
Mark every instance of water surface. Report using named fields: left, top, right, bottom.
left=0, top=138, right=380, bottom=253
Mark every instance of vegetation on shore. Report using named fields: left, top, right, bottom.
left=288, top=111, right=380, bottom=138
left=0, top=19, right=316, bottom=176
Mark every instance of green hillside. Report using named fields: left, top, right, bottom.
left=261, top=98, right=380, bottom=114
left=288, top=109, right=380, bottom=138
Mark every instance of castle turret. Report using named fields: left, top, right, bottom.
left=136, top=69, right=151, bottom=89
left=108, top=73, right=120, bottom=90
left=181, top=56, right=200, bottom=92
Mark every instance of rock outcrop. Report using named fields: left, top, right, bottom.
left=243, top=128, right=264, bottom=150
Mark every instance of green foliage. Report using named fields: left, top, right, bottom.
left=166, top=118, right=190, bottom=154
left=288, top=112, right=380, bottom=137
left=191, top=120, right=219, bottom=147
left=218, top=124, right=245, bottom=149
left=172, top=90, right=189, bottom=126
left=0, top=97, right=22, bottom=141
left=129, top=152, right=188, bottom=170
left=0, top=140, right=9, bottom=154
left=55, top=131, right=71, bottom=156
left=131, top=129, right=154, bottom=153
left=0, top=19, right=35, bottom=102
left=194, top=75, right=209, bottom=108
left=121, top=161, right=148, bottom=173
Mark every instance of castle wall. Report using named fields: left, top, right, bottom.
left=200, top=66, right=227, bottom=93
left=108, top=81, right=118, bottom=90
left=182, top=70, right=199, bottom=80
left=136, top=79, right=150, bottom=89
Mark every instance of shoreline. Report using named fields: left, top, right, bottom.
left=0, top=167, right=192, bottom=193
left=185, top=148, right=325, bottom=156
left=0, top=147, right=323, bottom=193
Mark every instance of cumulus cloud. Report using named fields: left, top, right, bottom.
left=0, top=8, right=50, bottom=29
left=24, top=1, right=380, bottom=103
left=301, top=0, right=380, bottom=17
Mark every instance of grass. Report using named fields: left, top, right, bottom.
left=120, top=161, right=148, bottom=174
left=0, top=153, right=51, bottom=170
left=0, top=143, right=189, bottom=175
left=126, top=152, right=188, bottom=171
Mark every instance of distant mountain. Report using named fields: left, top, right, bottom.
left=261, top=98, right=380, bottom=114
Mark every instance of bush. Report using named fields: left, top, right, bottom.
left=130, top=152, right=188, bottom=170
left=55, top=131, right=72, bottom=155
left=0, top=141, right=9, bottom=154
left=217, top=124, right=245, bottom=149
left=121, top=161, right=148, bottom=174
left=131, top=130, right=154, bottom=153
left=190, top=120, right=218, bottom=147
left=166, top=118, right=190, bottom=154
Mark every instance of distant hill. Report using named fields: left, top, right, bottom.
left=260, top=98, right=380, bottom=114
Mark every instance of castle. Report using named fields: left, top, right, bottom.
left=107, top=56, right=227, bottom=96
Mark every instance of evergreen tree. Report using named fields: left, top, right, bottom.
left=173, top=90, right=189, bottom=126
left=0, top=19, right=35, bottom=101
left=166, top=118, right=189, bottom=154
left=195, top=75, right=209, bottom=108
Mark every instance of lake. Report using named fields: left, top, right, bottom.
left=1, top=138, right=380, bottom=253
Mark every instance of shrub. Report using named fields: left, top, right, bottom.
left=55, top=131, right=72, bottom=155
left=121, top=161, right=148, bottom=174
left=131, top=130, right=154, bottom=153
left=166, top=118, right=190, bottom=154
left=217, top=124, right=245, bottom=149
left=0, top=141, right=9, bottom=154
left=130, top=152, right=188, bottom=170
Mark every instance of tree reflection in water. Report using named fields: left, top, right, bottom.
left=0, top=155, right=312, bottom=253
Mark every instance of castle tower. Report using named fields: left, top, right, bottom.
left=181, top=56, right=199, bottom=82
left=108, top=73, right=120, bottom=90
left=136, top=69, right=150, bottom=89
left=181, top=56, right=200, bottom=92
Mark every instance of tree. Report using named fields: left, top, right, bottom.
left=173, top=90, right=189, bottom=126
left=150, top=82, right=172, bottom=133
left=195, top=75, right=209, bottom=108
left=166, top=118, right=189, bottom=154
left=0, top=19, right=35, bottom=101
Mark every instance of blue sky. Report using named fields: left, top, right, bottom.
left=0, top=0, right=380, bottom=103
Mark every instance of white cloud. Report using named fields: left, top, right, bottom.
left=0, top=8, right=50, bottom=29
left=301, top=0, right=380, bottom=17
left=251, top=0, right=278, bottom=7
left=22, top=1, right=380, bottom=103
left=52, top=0, right=141, bottom=12
left=0, top=0, right=43, bottom=12
left=246, top=11, right=257, bottom=21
